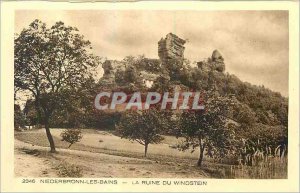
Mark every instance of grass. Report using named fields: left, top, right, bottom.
left=15, top=129, right=200, bottom=160
left=227, top=157, right=287, bottom=179
left=14, top=130, right=200, bottom=166
left=15, top=129, right=288, bottom=179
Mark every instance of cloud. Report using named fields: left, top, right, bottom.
left=15, top=10, right=289, bottom=96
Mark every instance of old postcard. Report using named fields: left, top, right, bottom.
left=1, top=1, right=299, bottom=192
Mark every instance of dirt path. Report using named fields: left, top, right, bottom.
left=14, top=140, right=58, bottom=177
left=14, top=139, right=209, bottom=178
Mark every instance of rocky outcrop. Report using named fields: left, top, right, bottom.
left=100, top=60, right=126, bottom=85
left=211, top=49, right=224, bottom=63
left=211, top=49, right=225, bottom=72
left=100, top=34, right=226, bottom=88
left=158, top=33, right=186, bottom=63
left=197, top=50, right=225, bottom=73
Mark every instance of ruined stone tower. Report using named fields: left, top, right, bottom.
left=158, top=33, right=186, bottom=63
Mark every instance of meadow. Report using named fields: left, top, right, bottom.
left=15, top=128, right=287, bottom=178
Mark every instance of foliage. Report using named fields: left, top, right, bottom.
left=14, top=19, right=100, bottom=152
left=178, top=94, right=237, bottom=167
left=151, top=70, right=171, bottom=92
left=227, top=156, right=287, bottom=179
left=23, top=99, right=42, bottom=126
left=176, top=59, right=288, bottom=127
left=84, top=111, right=121, bottom=130
left=218, top=73, right=288, bottom=127
left=56, top=162, right=83, bottom=177
left=234, top=123, right=287, bottom=165
left=228, top=99, right=257, bottom=127
left=99, top=53, right=288, bottom=167
left=60, top=129, right=83, bottom=148
left=169, top=57, right=288, bottom=167
left=15, top=20, right=99, bottom=95
left=14, top=104, right=26, bottom=130
left=117, top=108, right=169, bottom=156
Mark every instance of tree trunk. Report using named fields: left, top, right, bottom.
left=197, top=143, right=205, bottom=167
left=45, top=116, right=56, bottom=153
left=144, top=143, right=149, bottom=157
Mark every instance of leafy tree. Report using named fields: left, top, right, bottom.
left=23, top=99, right=41, bottom=127
left=14, top=20, right=99, bottom=152
left=14, top=104, right=25, bottom=130
left=117, top=108, right=169, bottom=157
left=178, top=95, right=237, bottom=167
left=113, top=56, right=146, bottom=88
left=230, top=98, right=257, bottom=128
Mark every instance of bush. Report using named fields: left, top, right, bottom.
left=85, top=111, right=121, bottom=130
left=56, top=162, right=83, bottom=177
left=60, top=129, right=82, bottom=148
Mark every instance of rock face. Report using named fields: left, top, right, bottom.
left=211, top=49, right=225, bottom=72
left=211, top=49, right=224, bottom=63
left=158, top=33, right=186, bottom=63
left=101, top=60, right=126, bottom=85
left=197, top=50, right=225, bottom=72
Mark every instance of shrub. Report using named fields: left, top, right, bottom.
left=60, top=129, right=82, bottom=148
left=56, top=162, right=83, bottom=177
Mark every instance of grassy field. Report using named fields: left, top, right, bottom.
left=15, top=129, right=203, bottom=163
left=14, top=128, right=287, bottom=178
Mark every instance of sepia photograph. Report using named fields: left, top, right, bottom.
left=13, top=10, right=289, bottom=179
left=1, top=1, right=299, bottom=192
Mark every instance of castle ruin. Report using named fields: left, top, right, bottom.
left=158, top=33, right=186, bottom=63
left=100, top=33, right=225, bottom=86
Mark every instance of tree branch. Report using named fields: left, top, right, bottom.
left=135, top=139, right=145, bottom=146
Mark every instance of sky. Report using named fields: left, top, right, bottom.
left=15, top=10, right=289, bottom=96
